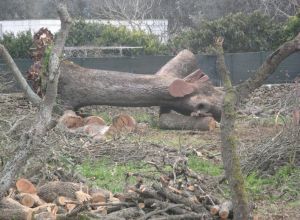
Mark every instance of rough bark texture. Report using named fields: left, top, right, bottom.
left=155, top=49, right=198, bottom=79
left=159, top=113, right=216, bottom=131
left=0, top=197, right=33, bottom=220
left=37, top=181, right=88, bottom=202
left=215, top=37, right=250, bottom=220
left=0, top=208, right=33, bottom=220
left=0, top=0, right=72, bottom=200
left=58, top=59, right=223, bottom=121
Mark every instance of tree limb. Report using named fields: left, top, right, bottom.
left=0, top=45, right=41, bottom=105
left=35, top=0, right=72, bottom=134
left=0, top=0, right=72, bottom=200
left=237, top=33, right=300, bottom=100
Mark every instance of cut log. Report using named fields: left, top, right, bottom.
left=65, top=203, right=77, bottom=213
left=58, top=110, right=84, bottom=129
left=0, top=197, right=33, bottom=220
left=83, top=124, right=109, bottom=137
left=156, top=49, right=198, bottom=79
left=15, top=193, right=45, bottom=208
left=210, top=205, right=220, bottom=215
left=32, top=203, right=57, bottom=215
left=0, top=197, right=29, bottom=209
left=55, top=196, right=74, bottom=206
left=33, top=212, right=56, bottom=220
left=75, top=190, right=92, bottom=203
left=37, top=181, right=88, bottom=202
left=58, top=50, right=223, bottom=121
left=91, top=192, right=107, bottom=203
left=159, top=113, right=216, bottom=131
left=93, top=206, right=108, bottom=215
left=16, top=178, right=37, bottom=194
left=83, top=116, right=106, bottom=126
left=0, top=208, right=33, bottom=220
left=107, top=207, right=143, bottom=219
left=106, top=114, right=137, bottom=135
left=109, top=197, right=121, bottom=204
left=219, top=200, right=233, bottom=219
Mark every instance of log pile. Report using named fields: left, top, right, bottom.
left=1, top=175, right=234, bottom=220
left=57, top=111, right=138, bottom=140
left=57, top=110, right=217, bottom=141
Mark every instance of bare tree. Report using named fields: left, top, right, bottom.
left=215, top=30, right=300, bottom=218
left=0, top=0, right=72, bottom=200
left=258, top=0, right=300, bottom=19
left=90, top=0, right=161, bottom=33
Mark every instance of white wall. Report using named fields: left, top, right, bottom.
left=0, top=19, right=168, bottom=43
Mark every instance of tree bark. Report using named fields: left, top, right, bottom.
left=58, top=57, right=223, bottom=121
left=237, top=33, right=300, bottom=100
left=0, top=45, right=41, bottom=105
left=159, top=113, right=216, bottom=131
left=0, top=197, right=33, bottom=220
left=37, top=181, right=88, bottom=203
left=215, top=37, right=250, bottom=220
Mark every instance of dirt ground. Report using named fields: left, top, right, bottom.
left=0, top=89, right=299, bottom=219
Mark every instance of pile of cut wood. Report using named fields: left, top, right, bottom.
left=58, top=110, right=138, bottom=141
left=1, top=176, right=233, bottom=220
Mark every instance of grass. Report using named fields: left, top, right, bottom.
left=188, top=155, right=223, bottom=176
left=124, top=130, right=214, bottom=149
left=245, top=165, right=300, bottom=201
left=77, top=159, right=153, bottom=193
left=97, top=112, right=112, bottom=124
left=77, top=156, right=224, bottom=193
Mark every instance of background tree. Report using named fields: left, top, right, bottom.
left=169, top=12, right=284, bottom=53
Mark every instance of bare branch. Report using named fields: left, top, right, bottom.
left=237, top=33, right=300, bottom=100
left=0, top=45, right=41, bottom=105
left=42, top=0, right=72, bottom=109
left=0, top=0, right=72, bottom=200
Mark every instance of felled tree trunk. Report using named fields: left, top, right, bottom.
left=159, top=113, right=216, bottom=131
left=58, top=50, right=223, bottom=124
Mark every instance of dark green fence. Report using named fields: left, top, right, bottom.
left=1, top=51, right=299, bottom=92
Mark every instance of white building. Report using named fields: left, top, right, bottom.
left=0, top=19, right=168, bottom=43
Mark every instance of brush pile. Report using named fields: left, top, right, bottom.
left=0, top=165, right=233, bottom=220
